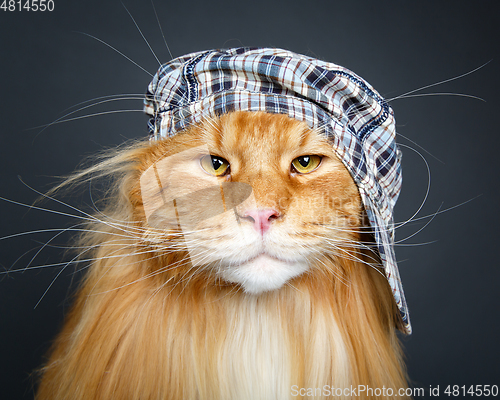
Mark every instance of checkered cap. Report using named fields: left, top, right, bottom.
left=144, top=47, right=410, bottom=333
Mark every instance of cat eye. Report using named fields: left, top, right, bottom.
left=200, top=155, right=230, bottom=176
left=291, top=155, right=322, bottom=174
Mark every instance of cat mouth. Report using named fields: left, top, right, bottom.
left=220, top=252, right=309, bottom=294
left=233, top=251, right=302, bottom=269
left=244, top=252, right=285, bottom=264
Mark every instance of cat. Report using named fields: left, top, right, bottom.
left=35, top=110, right=409, bottom=399
left=36, top=49, right=409, bottom=400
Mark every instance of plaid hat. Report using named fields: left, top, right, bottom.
left=144, top=47, right=410, bottom=334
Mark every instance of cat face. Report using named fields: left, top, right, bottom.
left=135, top=111, right=363, bottom=294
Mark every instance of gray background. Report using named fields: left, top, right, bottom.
left=1, top=0, right=499, bottom=398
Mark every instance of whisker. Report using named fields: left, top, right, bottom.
left=12, top=180, right=151, bottom=236
left=24, top=223, right=91, bottom=274
left=0, top=195, right=142, bottom=240
left=393, top=240, right=438, bottom=247
left=4, top=243, right=138, bottom=274
left=35, top=96, right=145, bottom=136
left=34, top=243, right=97, bottom=309
left=29, top=109, right=145, bottom=129
left=392, top=143, right=431, bottom=232
left=311, top=255, right=350, bottom=287
left=60, top=93, right=149, bottom=113
left=74, top=31, right=153, bottom=77
left=86, top=248, right=179, bottom=296
left=386, top=60, right=491, bottom=102
left=2, top=246, right=41, bottom=275
left=395, top=203, right=443, bottom=244
left=149, top=0, right=173, bottom=60
left=396, top=131, right=444, bottom=165
left=121, top=2, right=161, bottom=66
left=284, top=279, right=305, bottom=295
left=395, top=194, right=482, bottom=227
left=392, top=92, right=485, bottom=102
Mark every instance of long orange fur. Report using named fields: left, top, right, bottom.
left=36, top=112, right=409, bottom=399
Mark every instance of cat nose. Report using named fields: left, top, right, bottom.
left=240, top=208, right=280, bottom=234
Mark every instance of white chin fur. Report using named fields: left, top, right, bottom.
left=221, top=255, right=309, bottom=294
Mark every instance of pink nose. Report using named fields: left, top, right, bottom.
left=241, top=209, right=280, bottom=234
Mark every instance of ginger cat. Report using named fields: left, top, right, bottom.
left=36, top=111, right=408, bottom=399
